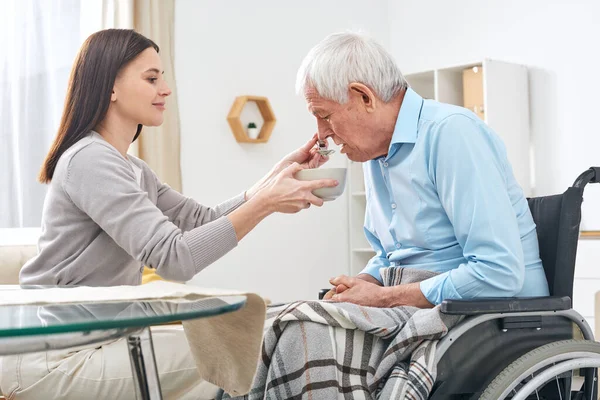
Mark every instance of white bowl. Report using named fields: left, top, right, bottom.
left=295, top=167, right=347, bottom=201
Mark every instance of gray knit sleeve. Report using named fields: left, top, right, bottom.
left=141, top=162, right=245, bottom=232
left=63, top=144, right=238, bottom=281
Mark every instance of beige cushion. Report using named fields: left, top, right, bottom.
left=0, top=245, right=37, bottom=284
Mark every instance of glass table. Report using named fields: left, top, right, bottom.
left=0, top=293, right=247, bottom=400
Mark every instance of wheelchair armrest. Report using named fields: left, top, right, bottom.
left=440, top=296, right=571, bottom=315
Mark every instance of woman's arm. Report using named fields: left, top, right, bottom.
left=66, top=146, right=336, bottom=281
left=150, top=134, right=330, bottom=232
left=66, top=146, right=245, bottom=281
left=143, top=162, right=246, bottom=232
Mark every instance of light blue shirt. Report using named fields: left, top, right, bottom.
left=360, top=88, right=550, bottom=305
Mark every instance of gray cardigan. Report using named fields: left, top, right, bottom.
left=20, top=132, right=245, bottom=286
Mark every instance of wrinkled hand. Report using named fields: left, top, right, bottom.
left=325, top=275, right=391, bottom=307
left=323, top=273, right=381, bottom=300
left=278, top=133, right=330, bottom=171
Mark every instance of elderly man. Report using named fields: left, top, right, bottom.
left=296, top=32, right=550, bottom=308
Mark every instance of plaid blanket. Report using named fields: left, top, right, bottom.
left=218, top=268, right=461, bottom=399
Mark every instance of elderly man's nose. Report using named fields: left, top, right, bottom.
left=317, top=131, right=332, bottom=142
left=316, top=120, right=330, bottom=140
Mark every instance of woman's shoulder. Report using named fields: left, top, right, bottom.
left=127, top=154, right=159, bottom=185
left=127, top=153, right=150, bottom=171
left=70, top=132, right=123, bottom=159
left=54, top=133, right=130, bottom=184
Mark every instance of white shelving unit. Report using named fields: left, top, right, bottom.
left=348, top=161, right=375, bottom=276
left=347, top=59, right=532, bottom=276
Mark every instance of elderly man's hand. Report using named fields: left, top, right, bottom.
left=325, top=275, right=435, bottom=309
left=323, top=275, right=390, bottom=307
left=322, top=273, right=381, bottom=300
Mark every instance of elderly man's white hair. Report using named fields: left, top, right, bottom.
left=296, top=32, right=407, bottom=104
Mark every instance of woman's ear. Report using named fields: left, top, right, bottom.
left=348, top=83, right=376, bottom=112
left=110, top=89, right=117, bottom=102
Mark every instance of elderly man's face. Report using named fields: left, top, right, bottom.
left=304, top=86, right=381, bottom=162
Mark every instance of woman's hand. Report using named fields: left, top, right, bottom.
left=245, top=134, right=330, bottom=201
left=228, top=162, right=338, bottom=244
left=279, top=133, right=330, bottom=171
left=255, top=162, right=338, bottom=214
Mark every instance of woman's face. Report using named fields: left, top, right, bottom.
left=111, top=47, right=171, bottom=127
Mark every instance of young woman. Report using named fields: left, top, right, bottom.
left=1, top=29, right=337, bottom=399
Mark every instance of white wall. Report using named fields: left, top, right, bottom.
left=175, top=0, right=390, bottom=301
left=389, top=0, right=600, bottom=230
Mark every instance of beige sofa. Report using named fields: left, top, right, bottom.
left=0, top=244, right=37, bottom=285
left=0, top=244, right=166, bottom=285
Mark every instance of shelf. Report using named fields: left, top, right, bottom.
left=580, top=231, right=600, bottom=239
left=226, top=95, right=276, bottom=143
left=352, top=248, right=375, bottom=253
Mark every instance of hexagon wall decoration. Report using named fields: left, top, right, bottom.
left=226, top=95, right=276, bottom=143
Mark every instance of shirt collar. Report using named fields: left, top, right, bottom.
left=388, top=87, right=423, bottom=150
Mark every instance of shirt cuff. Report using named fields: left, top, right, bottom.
left=419, top=272, right=463, bottom=305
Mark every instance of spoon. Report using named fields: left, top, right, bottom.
left=317, top=140, right=335, bottom=156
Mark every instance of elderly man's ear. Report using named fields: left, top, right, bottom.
left=349, top=82, right=377, bottom=112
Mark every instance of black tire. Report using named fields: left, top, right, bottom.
left=480, top=339, right=600, bottom=400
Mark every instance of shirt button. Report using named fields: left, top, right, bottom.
left=383, top=162, right=389, bottom=167
left=391, top=203, right=397, bottom=209
left=395, top=243, right=402, bottom=249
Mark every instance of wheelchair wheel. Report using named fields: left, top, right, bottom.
left=480, top=339, right=600, bottom=400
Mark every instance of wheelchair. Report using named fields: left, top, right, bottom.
left=430, top=166, right=600, bottom=399
left=323, top=167, right=600, bottom=399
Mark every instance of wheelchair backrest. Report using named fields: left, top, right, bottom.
left=527, top=187, right=584, bottom=298
left=527, top=167, right=600, bottom=298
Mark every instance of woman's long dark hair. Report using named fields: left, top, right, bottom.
left=39, top=29, right=159, bottom=183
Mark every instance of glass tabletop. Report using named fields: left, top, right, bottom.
left=0, top=295, right=247, bottom=337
